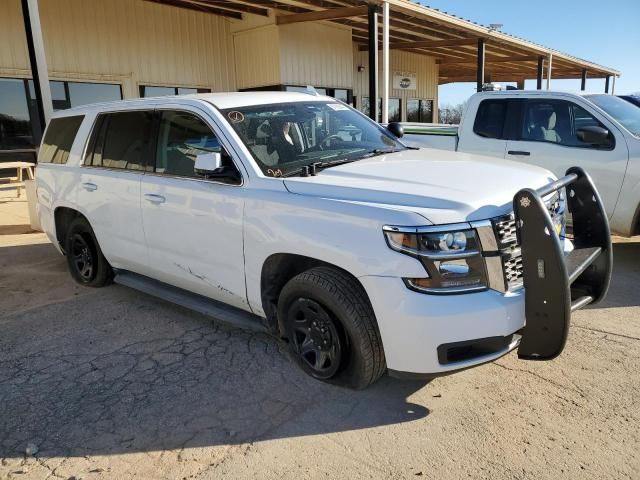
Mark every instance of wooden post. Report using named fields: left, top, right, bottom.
left=517, top=78, right=525, bottom=90
left=605, top=75, right=610, bottom=93
left=367, top=4, right=378, bottom=121
left=581, top=69, right=587, bottom=91
left=476, top=38, right=485, bottom=92
left=536, top=56, right=544, bottom=90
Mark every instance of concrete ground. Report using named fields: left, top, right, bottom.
left=0, top=188, right=638, bottom=480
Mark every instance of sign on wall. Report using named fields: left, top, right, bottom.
left=393, top=72, right=417, bottom=90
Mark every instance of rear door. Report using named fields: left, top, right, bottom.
left=140, top=106, right=247, bottom=310
left=78, top=109, right=153, bottom=273
left=505, top=98, right=627, bottom=217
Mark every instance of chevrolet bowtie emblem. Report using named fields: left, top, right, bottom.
left=519, top=196, right=531, bottom=208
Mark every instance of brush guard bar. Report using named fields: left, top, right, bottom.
left=514, top=167, right=612, bottom=360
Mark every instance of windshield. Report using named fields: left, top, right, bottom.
left=221, top=101, right=405, bottom=177
left=585, top=94, right=640, bottom=137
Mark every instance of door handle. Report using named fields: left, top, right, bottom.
left=144, top=193, right=166, bottom=204
left=82, top=182, right=98, bottom=191
left=507, top=150, right=531, bottom=156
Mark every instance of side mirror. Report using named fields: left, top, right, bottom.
left=387, top=122, right=404, bottom=138
left=577, top=126, right=611, bottom=146
left=194, top=152, right=222, bottom=176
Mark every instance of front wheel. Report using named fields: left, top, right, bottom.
left=278, top=267, right=386, bottom=389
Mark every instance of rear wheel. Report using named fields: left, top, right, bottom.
left=64, top=217, right=113, bottom=287
left=279, top=267, right=385, bottom=389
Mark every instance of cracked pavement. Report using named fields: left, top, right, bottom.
left=0, top=198, right=638, bottom=479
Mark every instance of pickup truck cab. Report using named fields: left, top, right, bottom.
left=36, top=92, right=611, bottom=388
left=404, top=91, right=640, bottom=237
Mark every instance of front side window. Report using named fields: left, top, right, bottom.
left=473, top=100, right=507, bottom=139
left=222, top=101, right=405, bottom=177
left=522, top=100, right=610, bottom=148
left=85, top=111, right=153, bottom=170
left=154, top=110, right=237, bottom=183
left=39, top=115, right=84, bottom=164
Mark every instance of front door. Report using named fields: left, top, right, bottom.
left=505, top=98, right=627, bottom=218
left=140, top=107, right=247, bottom=310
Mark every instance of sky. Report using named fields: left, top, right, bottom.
left=418, top=0, right=640, bottom=106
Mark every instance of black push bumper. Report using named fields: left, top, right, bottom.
left=514, top=167, right=612, bottom=360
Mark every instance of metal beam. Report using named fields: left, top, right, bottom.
left=368, top=4, right=378, bottom=121
left=581, top=69, right=587, bottom=91
left=21, top=0, right=52, bottom=129
left=536, top=56, right=544, bottom=90
left=381, top=1, right=390, bottom=124
left=359, top=37, right=479, bottom=51
left=476, top=38, right=485, bottom=92
left=276, top=5, right=367, bottom=25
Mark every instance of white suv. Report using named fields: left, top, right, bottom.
left=36, top=92, right=612, bottom=388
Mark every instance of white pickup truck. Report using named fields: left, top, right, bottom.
left=404, top=91, right=640, bottom=237
left=36, top=92, right=611, bottom=389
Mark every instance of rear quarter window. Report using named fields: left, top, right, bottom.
left=39, top=115, right=85, bottom=164
left=473, top=100, right=507, bottom=139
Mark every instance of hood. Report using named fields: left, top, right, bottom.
left=283, top=148, right=556, bottom=224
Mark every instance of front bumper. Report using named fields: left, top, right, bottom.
left=359, top=275, right=526, bottom=375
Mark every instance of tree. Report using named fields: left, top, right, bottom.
left=438, top=100, right=467, bottom=124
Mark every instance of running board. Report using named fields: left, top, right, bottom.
left=114, top=270, right=268, bottom=333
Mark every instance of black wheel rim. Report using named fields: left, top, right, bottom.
left=288, top=298, right=342, bottom=379
left=71, top=233, right=95, bottom=281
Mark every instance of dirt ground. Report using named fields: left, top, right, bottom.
left=1, top=189, right=638, bottom=480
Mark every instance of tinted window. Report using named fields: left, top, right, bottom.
left=86, top=111, right=153, bottom=170
left=587, top=94, right=640, bottom=136
left=39, top=115, right=84, bottom=164
left=474, top=100, right=507, bottom=139
left=140, top=86, right=211, bottom=97
left=522, top=100, right=609, bottom=148
left=155, top=110, right=235, bottom=180
left=360, top=97, right=401, bottom=122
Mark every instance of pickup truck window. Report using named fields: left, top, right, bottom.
left=222, top=101, right=404, bottom=177
left=522, top=100, right=610, bottom=148
left=586, top=94, right=640, bottom=137
left=473, top=100, right=507, bottom=139
left=84, top=111, right=153, bottom=171
left=39, top=115, right=84, bottom=164
left=154, top=110, right=239, bottom=183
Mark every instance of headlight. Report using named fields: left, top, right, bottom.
left=383, top=224, right=487, bottom=294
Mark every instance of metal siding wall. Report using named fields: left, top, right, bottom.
left=353, top=47, right=439, bottom=120
left=278, top=23, right=353, bottom=89
left=0, top=0, right=237, bottom=97
left=233, top=26, right=281, bottom=90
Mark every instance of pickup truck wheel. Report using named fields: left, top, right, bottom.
left=64, top=218, right=113, bottom=287
left=279, top=267, right=385, bottom=389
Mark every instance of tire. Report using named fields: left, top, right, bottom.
left=278, top=266, right=386, bottom=389
left=64, top=217, right=113, bottom=287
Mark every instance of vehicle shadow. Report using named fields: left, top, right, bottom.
left=0, top=243, right=431, bottom=459
left=590, top=240, right=640, bottom=309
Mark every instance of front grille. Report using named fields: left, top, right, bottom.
left=494, top=214, right=517, bottom=247
left=490, top=191, right=564, bottom=291
left=503, top=252, right=523, bottom=288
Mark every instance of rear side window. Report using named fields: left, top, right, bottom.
left=84, top=111, right=153, bottom=170
left=39, top=115, right=84, bottom=164
left=473, top=100, right=507, bottom=139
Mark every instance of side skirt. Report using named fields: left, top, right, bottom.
left=114, top=270, right=268, bottom=333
